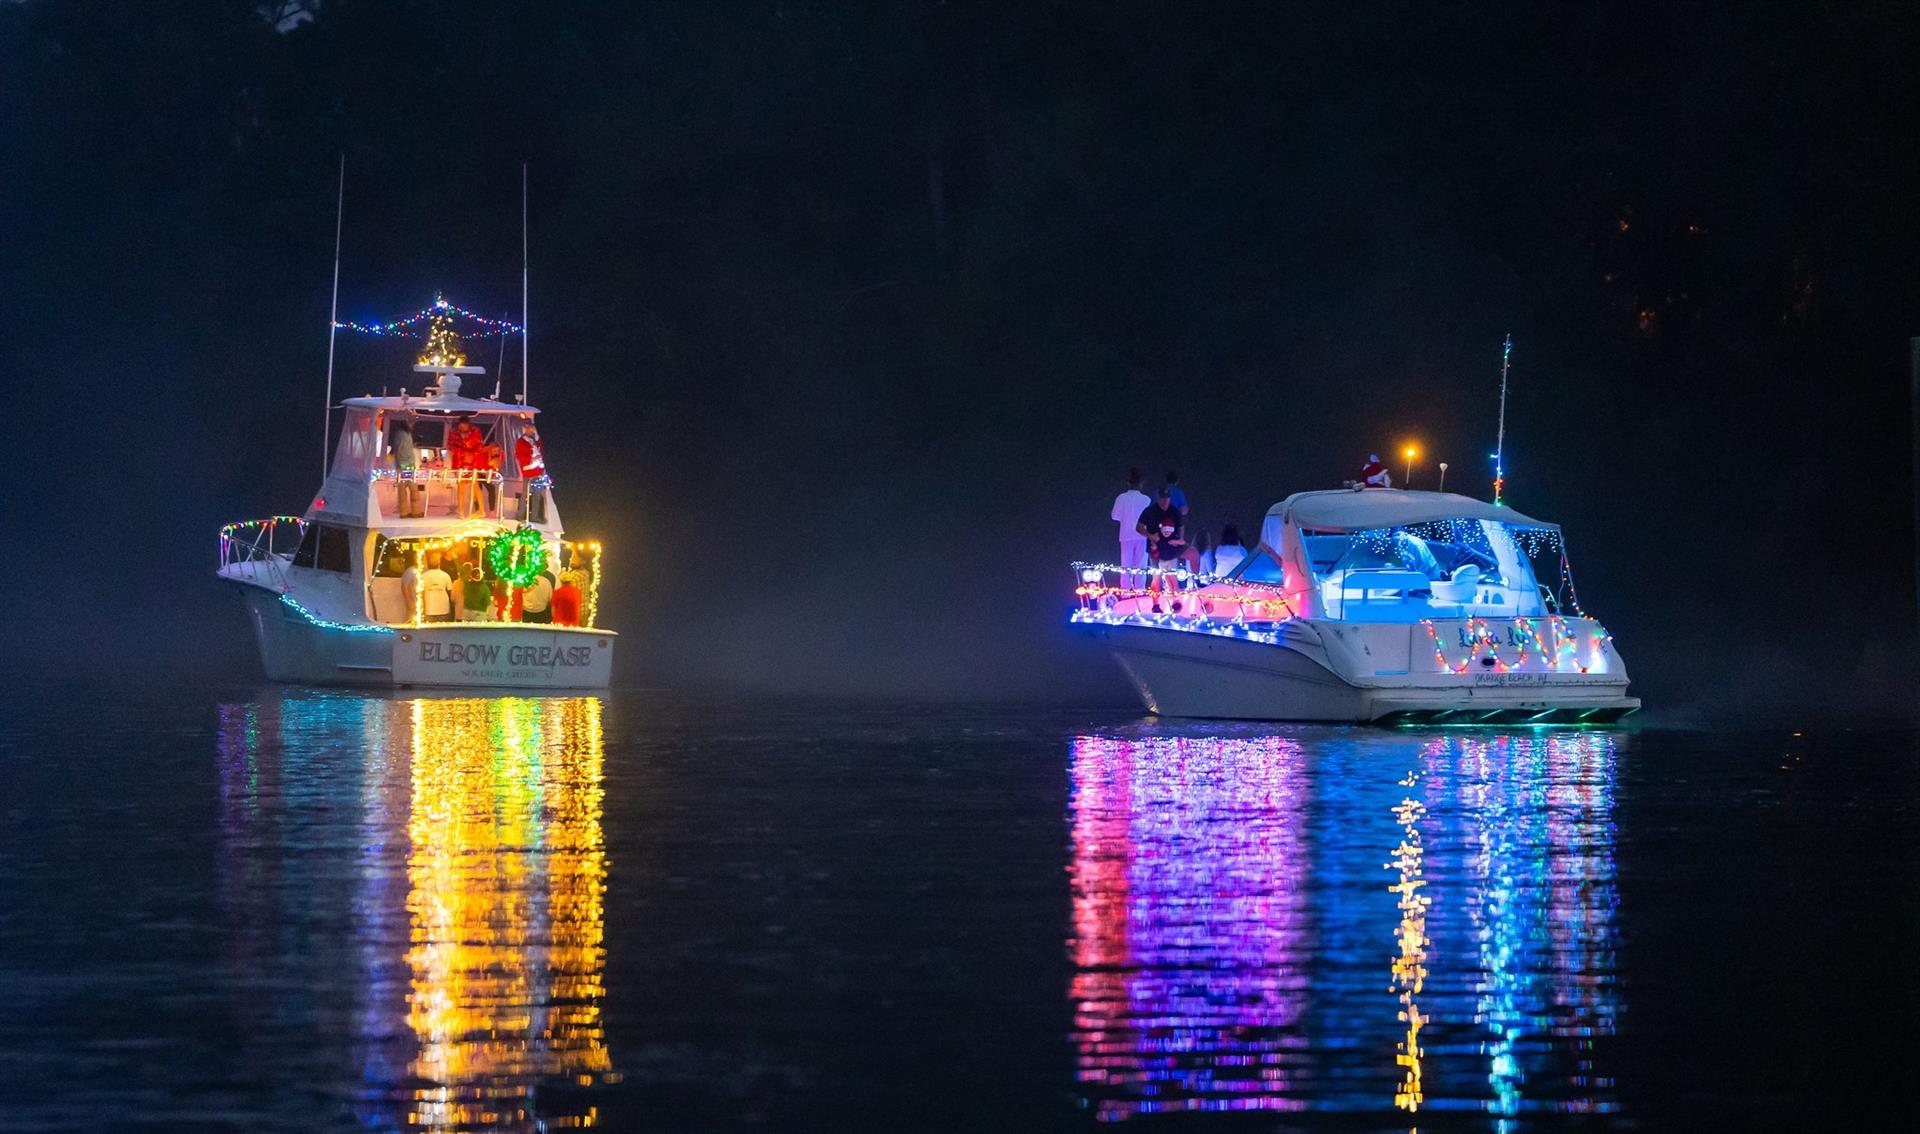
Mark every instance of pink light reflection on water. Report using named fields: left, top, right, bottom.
left=1068, top=734, right=1311, bottom=1121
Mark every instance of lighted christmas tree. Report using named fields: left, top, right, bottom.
left=416, top=298, right=468, bottom=368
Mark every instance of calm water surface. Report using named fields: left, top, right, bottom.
left=0, top=687, right=1912, bottom=1132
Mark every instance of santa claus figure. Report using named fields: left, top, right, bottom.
left=1360, top=453, right=1393, bottom=489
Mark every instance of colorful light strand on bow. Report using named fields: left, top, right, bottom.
left=220, top=515, right=307, bottom=564
left=280, top=593, right=395, bottom=634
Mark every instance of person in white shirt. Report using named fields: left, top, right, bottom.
left=1212, top=523, right=1248, bottom=577
left=1111, top=467, right=1151, bottom=586
left=520, top=570, right=556, bottom=624
left=418, top=552, right=456, bottom=623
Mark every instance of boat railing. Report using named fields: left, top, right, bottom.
left=219, top=516, right=305, bottom=590
left=369, top=468, right=552, bottom=522
left=1069, top=562, right=1299, bottom=625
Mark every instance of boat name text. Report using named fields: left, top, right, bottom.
left=418, top=641, right=594, bottom=667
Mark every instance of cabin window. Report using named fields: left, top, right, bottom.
left=292, top=522, right=352, bottom=574
left=316, top=525, right=351, bottom=573
left=327, top=409, right=382, bottom=480
left=292, top=523, right=319, bottom=568
left=1234, top=549, right=1287, bottom=583
left=1309, top=519, right=1551, bottom=621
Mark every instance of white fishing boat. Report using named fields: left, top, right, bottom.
left=1072, top=488, right=1637, bottom=724
left=217, top=299, right=615, bottom=689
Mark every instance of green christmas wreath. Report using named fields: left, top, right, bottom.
left=487, top=527, right=548, bottom=588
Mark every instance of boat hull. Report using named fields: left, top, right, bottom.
left=235, top=583, right=614, bottom=690
left=1085, top=622, right=1638, bottom=724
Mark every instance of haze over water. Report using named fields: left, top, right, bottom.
left=0, top=686, right=1910, bottom=1131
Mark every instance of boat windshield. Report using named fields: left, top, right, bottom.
left=1307, top=518, right=1564, bottom=621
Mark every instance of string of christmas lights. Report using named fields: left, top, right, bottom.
left=1068, top=607, right=1285, bottom=646
left=371, top=468, right=505, bottom=484
left=280, top=593, right=395, bottom=634
left=220, top=515, right=307, bottom=563
left=1074, top=583, right=1296, bottom=620
left=1422, top=615, right=1609, bottom=675
left=1071, top=562, right=1300, bottom=618
left=581, top=541, right=603, bottom=629
left=334, top=298, right=523, bottom=339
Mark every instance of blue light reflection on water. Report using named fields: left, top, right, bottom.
left=1067, top=729, right=1620, bottom=1123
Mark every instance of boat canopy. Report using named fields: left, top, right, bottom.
left=340, top=393, right=541, bottom=416
left=1267, top=489, right=1552, bottom=532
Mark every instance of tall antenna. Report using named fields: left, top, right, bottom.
left=1492, top=333, right=1512, bottom=505
left=322, top=154, right=345, bottom=479
left=494, top=312, right=508, bottom=399
left=521, top=162, right=530, bottom=405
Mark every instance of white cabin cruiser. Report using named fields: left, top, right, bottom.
left=1073, top=489, right=1637, bottom=724
left=218, top=310, right=614, bottom=689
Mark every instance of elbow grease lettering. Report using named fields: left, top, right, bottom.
left=418, top=639, right=595, bottom=676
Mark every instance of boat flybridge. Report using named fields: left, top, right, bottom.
left=218, top=340, right=614, bottom=689
left=1072, top=488, right=1637, bottom=724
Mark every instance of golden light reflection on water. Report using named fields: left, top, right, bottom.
left=1388, top=775, right=1429, bottom=1114
left=401, top=697, right=611, bottom=1131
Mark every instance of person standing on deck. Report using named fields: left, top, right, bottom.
left=400, top=550, right=420, bottom=619
left=418, top=552, right=455, bottom=623
left=520, top=569, right=556, bottom=625
left=551, top=568, right=583, bottom=627
left=515, top=419, right=548, bottom=523
left=481, top=440, right=504, bottom=517
left=448, top=414, right=486, bottom=518
left=1136, top=485, right=1187, bottom=611
left=1165, top=471, right=1194, bottom=576
left=1111, top=468, right=1151, bottom=587
left=459, top=560, right=493, bottom=622
left=389, top=417, right=422, bottom=518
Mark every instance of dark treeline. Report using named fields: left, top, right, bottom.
left=5, top=1, right=1916, bottom=715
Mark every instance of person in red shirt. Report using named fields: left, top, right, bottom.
left=514, top=420, right=548, bottom=522
left=447, top=415, right=486, bottom=517
left=551, top=570, right=582, bottom=627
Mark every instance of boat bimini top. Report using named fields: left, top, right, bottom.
left=1265, top=488, right=1552, bottom=533
left=1236, top=488, right=1572, bottom=623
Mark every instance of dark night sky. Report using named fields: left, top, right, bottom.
left=5, top=1, right=1917, bottom=718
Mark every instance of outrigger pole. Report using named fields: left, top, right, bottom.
left=1492, top=333, right=1512, bottom=506
left=521, top=162, right=530, bottom=405
left=322, top=154, right=345, bottom=479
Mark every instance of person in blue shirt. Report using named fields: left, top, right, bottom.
left=1164, top=469, right=1188, bottom=516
